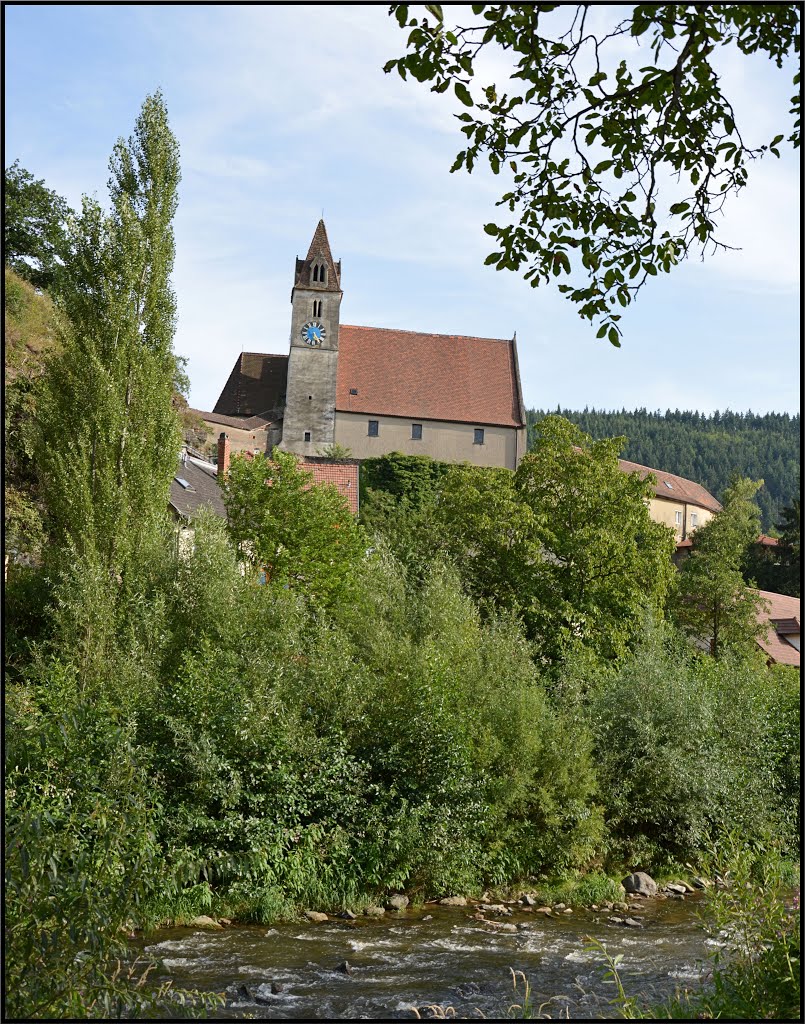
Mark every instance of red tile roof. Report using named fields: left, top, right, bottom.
left=753, top=589, right=800, bottom=666
left=618, top=458, right=722, bottom=513
left=303, top=457, right=359, bottom=516
left=336, top=325, right=525, bottom=428
left=193, top=408, right=274, bottom=431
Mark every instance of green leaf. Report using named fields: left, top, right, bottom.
left=608, top=326, right=621, bottom=347
left=483, top=223, right=499, bottom=236
left=454, top=82, right=474, bottom=107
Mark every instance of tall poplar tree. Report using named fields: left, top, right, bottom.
left=38, top=91, right=181, bottom=580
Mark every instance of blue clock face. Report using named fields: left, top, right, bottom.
left=301, top=320, right=326, bottom=347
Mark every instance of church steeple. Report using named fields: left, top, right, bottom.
left=293, top=219, right=341, bottom=293
left=282, top=221, right=343, bottom=456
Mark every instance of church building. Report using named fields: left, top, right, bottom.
left=206, top=221, right=528, bottom=470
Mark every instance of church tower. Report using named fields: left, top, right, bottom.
left=280, top=220, right=342, bottom=455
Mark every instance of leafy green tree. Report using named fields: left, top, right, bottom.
left=673, top=477, right=770, bottom=657
left=36, top=91, right=182, bottom=581
left=515, top=415, right=676, bottom=661
left=4, top=159, right=72, bottom=290
left=223, top=449, right=366, bottom=607
left=385, top=5, right=800, bottom=343
left=776, top=495, right=801, bottom=597
left=429, top=461, right=537, bottom=609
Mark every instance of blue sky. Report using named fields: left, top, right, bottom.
left=5, top=4, right=800, bottom=416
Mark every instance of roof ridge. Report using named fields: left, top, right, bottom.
left=341, top=324, right=513, bottom=344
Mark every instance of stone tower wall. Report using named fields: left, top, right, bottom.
left=282, top=274, right=342, bottom=456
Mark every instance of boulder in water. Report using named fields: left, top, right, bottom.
left=621, top=872, right=657, bottom=897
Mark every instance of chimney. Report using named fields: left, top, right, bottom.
left=217, top=432, right=230, bottom=478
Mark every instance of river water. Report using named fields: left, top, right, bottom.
left=138, top=894, right=718, bottom=1019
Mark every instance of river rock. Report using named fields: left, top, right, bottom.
left=386, top=894, right=410, bottom=911
left=187, top=915, right=223, bottom=929
left=520, top=893, right=538, bottom=906
left=553, top=902, right=567, bottom=911
left=364, top=905, right=385, bottom=917
left=692, top=876, right=711, bottom=889
left=665, top=883, right=688, bottom=895
left=479, top=903, right=512, bottom=916
left=482, top=919, right=518, bottom=933
left=304, top=910, right=329, bottom=923
left=255, top=987, right=283, bottom=1005
left=439, top=896, right=467, bottom=906
left=534, top=906, right=553, bottom=914
left=335, top=960, right=353, bottom=975
left=624, top=917, right=644, bottom=928
left=608, top=916, right=625, bottom=925
left=562, top=908, right=573, bottom=914
left=621, top=872, right=657, bottom=897
left=339, top=909, right=358, bottom=919
left=421, top=914, right=433, bottom=921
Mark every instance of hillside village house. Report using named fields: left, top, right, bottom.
left=753, top=589, right=800, bottom=667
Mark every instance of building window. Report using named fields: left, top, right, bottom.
left=304, top=431, right=311, bottom=442
left=411, top=423, right=422, bottom=440
left=474, top=428, right=485, bottom=445
left=675, top=510, right=682, bottom=526
left=368, top=420, right=379, bottom=437
left=312, top=299, right=322, bottom=317
left=690, top=512, right=698, bottom=527
left=312, top=264, right=319, bottom=282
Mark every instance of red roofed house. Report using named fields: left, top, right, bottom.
left=618, top=457, right=722, bottom=543
left=753, top=589, right=800, bottom=667
left=205, top=221, right=527, bottom=473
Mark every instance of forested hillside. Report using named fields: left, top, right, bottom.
left=527, top=408, right=800, bottom=532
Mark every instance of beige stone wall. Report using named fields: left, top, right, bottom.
left=334, top=411, right=524, bottom=469
left=648, top=496, right=715, bottom=538
left=201, top=419, right=269, bottom=457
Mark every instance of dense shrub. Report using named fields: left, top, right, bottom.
left=583, top=619, right=800, bottom=867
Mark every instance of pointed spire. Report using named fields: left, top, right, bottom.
left=294, top=219, right=341, bottom=291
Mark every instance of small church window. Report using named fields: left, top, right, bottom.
left=312, top=264, right=319, bottom=282
left=304, top=431, right=311, bottom=442
left=368, top=420, right=379, bottom=437
left=474, top=428, right=485, bottom=445
left=411, top=423, right=422, bottom=440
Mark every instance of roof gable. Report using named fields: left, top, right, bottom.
left=213, top=352, right=288, bottom=418
left=335, top=325, right=525, bottom=428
